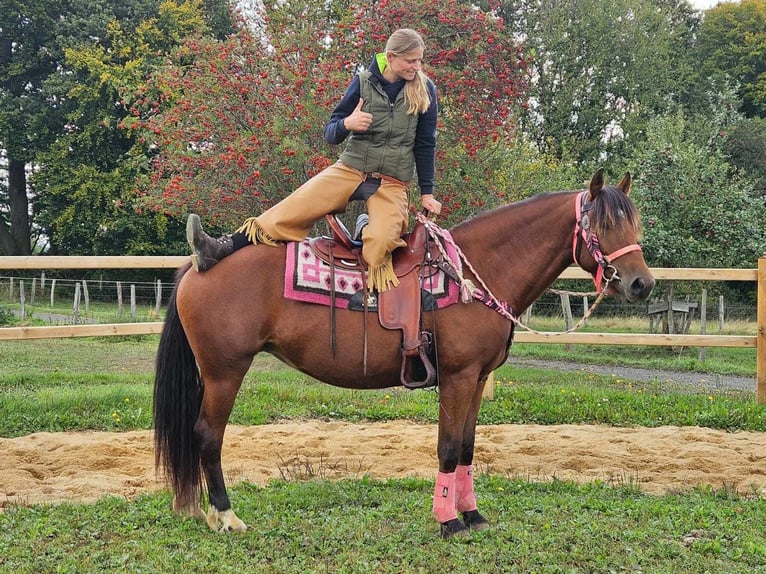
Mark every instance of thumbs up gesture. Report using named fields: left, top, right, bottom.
left=344, top=98, right=373, bottom=132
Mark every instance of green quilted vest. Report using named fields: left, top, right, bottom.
left=339, top=69, right=418, bottom=183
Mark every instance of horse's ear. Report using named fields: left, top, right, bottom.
left=588, top=169, right=605, bottom=200
left=616, top=172, right=632, bottom=195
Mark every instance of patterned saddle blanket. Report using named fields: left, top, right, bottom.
left=283, top=239, right=459, bottom=310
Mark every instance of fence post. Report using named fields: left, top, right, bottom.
left=50, top=278, right=56, bottom=307
left=757, top=257, right=766, bottom=404
left=482, top=371, right=495, bottom=400
left=73, top=282, right=81, bottom=323
left=30, top=277, right=36, bottom=306
left=155, top=279, right=162, bottom=314
left=522, top=303, right=532, bottom=324
left=19, top=280, right=26, bottom=320
left=560, top=292, right=573, bottom=351
left=117, top=281, right=123, bottom=316
left=82, top=280, right=90, bottom=313
left=718, top=295, right=725, bottom=332
left=699, top=288, right=707, bottom=362
left=130, top=284, right=137, bottom=318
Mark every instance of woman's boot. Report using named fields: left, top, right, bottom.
left=186, top=214, right=235, bottom=272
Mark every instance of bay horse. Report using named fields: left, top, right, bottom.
left=153, top=169, right=655, bottom=538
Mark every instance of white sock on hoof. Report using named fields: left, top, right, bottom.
left=206, top=506, right=248, bottom=532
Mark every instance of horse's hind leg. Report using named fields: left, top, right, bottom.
left=195, top=374, right=248, bottom=532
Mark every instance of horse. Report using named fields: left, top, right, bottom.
left=153, top=169, right=655, bottom=538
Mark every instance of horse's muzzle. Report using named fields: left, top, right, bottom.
left=619, top=274, right=655, bottom=302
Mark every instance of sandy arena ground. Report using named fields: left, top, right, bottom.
left=2, top=420, right=766, bottom=507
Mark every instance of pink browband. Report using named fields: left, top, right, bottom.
left=572, top=191, right=642, bottom=292
left=606, top=243, right=643, bottom=261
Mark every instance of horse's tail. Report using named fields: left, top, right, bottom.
left=153, top=264, right=204, bottom=507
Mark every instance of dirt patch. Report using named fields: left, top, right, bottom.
left=2, top=420, right=766, bottom=508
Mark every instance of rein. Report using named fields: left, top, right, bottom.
left=416, top=191, right=639, bottom=335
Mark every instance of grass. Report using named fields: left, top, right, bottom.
left=0, top=337, right=762, bottom=437
left=0, top=298, right=165, bottom=326
left=2, top=479, right=766, bottom=573
left=0, top=329, right=764, bottom=572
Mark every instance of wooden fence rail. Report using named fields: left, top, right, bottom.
left=1, top=256, right=764, bottom=402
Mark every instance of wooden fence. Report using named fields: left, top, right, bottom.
left=1, top=256, right=764, bottom=402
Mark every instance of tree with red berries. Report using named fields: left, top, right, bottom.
left=134, top=0, right=530, bottom=229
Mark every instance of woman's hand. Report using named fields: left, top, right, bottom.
left=420, top=194, right=442, bottom=215
left=343, top=98, right=373, bottom=132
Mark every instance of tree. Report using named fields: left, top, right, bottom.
left=695, top=0, right=766, bottom=119
left=134, top=0, right=531, bottom=229
left=723, top=116, right=766, bottom=198
left=0, top=0, right=233, bottom=255
left=499, top=0, right=700, bottom=166
left=36, top=0, right=233, bottom=255
left=33, top=3, right=209, bottom=255
left=630, top=109, right=765, bottom=271
left=0, top=0, right=64, bottom=254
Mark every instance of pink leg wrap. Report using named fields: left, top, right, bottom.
left=432, top=471, right=458, bottom=523
left=455, top=464, right=478, bottom=513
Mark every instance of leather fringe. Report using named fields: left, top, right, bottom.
left=368, top=254, right=399, bottom=292
left=236, top=217, right=281, bottom=246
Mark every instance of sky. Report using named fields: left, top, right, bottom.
left=689, top=0, right=732, bottom=9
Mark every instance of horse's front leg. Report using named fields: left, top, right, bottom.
left=433, top=374, right=483, bottom=539
left=455, top=375, right=491, bottom=533
left=433, top=373, right=493, bottom=538
left=195, top=376, right=248, bottom=533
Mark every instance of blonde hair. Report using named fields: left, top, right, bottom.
left=386, top=28, right=431, bottom=115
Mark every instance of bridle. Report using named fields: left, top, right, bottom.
left=572, top=191, right=642, bottom=293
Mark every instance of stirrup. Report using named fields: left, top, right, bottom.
left=353, top=213, right=368, bottom=242
left=400, top=332, right=437, bottom=389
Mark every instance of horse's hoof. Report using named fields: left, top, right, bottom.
left=206, top=507, right=248, bottom=533
left=461, top=509, right=490, bottom=531
left=440, top=518, right=470, bottom=539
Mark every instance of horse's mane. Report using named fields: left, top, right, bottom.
left=590, top=185, right=643, bottom=240
left=449, top=190, right=570, bottom=232
left=450, top=187, right=642, bottom=240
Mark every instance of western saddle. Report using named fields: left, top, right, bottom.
left=308, top=213, right=438, bottom=389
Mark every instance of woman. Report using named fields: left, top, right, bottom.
left=187, top=28, right=441, bottom=292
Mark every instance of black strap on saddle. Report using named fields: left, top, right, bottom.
left=327, top=175, right=380, bottom=366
